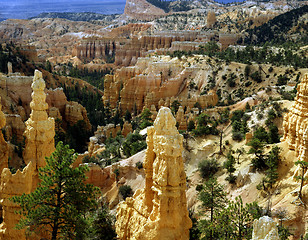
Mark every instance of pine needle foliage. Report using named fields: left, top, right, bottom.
left=11, top=141, right=100, bottom=240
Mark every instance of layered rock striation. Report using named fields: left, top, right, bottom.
left=103, top=56, right=218, bottom=118
left=282, top=73, right=308, bottom=157
left=0, top=70, right=55, bottom=240
left=23, top=70, right=55, bottom=169
left=116, top=107, right=192, bottom=240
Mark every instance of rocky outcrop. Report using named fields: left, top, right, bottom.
left=19, top=45, right=39, bottom=62
left=207, top=11, right=216, bottom=28
left=252, top=216, right=279, bottom=240
left=0, top=70, right=55, bottom=240
left=23, top=70, right=55, bottom=170
left=0, top=98, right=8, bottom=178
left=124, top=0, right=166, bottom=20
left=0, top=73, right=33, bottom=115
left=282, top=73, right=308, bottom=157
left=176, top=106, right=187, bottom=130
left=116, top=107, right=192, bottom=240
left=0, top=162, right=36, bottom=240
left=219, top=33, right=239, bottom=50
left=4, top=114, right=26, bottom=143
left=73, top=38, right=117, bottom=61
left=46, top=88, right=67, bottom=114
left=64, top=101, right=91, bottom=130
left=103, top=56, right=218, bottom=117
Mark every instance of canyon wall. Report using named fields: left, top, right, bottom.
left=73, top=30, right=218, bottom=67
left=103, top=56, right=218, bottom=128
left=116, top=107, right=192, bottom=240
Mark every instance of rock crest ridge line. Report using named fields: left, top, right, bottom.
left=116, top=107, right=192, bottom=240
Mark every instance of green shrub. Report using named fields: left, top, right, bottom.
left=198, top=158, right=220, bottom=179
left=119, top=185, right=133, bottom=200
left=135, top=161, right=143, bottom=169
left=251, top=71, right=262, bottom=83
left=276, top=75, right=289, bottom=86
left=122, top=133, right=146, bottom=157
left=187, top=120, right=195, bottom=132
left=232, top=131, right=244, bottom=141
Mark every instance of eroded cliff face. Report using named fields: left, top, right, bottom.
left=116, top=107, right=192, bottom=240
left=74, top=30, right=211, bottom=67
left=282, top=73, right=308, bottom=157
left=0, top=70, right=55, bottom=240
left=103, top=55, right=218, bottom=120
left=0, top=98, right=8, bottom=179
left=0, top=162, right=36, bottom=240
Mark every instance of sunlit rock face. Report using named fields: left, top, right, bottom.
left=0, top=70, right=55, bottom=240
left=252, top=216, right=279, bottom=240
left=23, top=70, right=55, bottom=170
left=282, top=73, right=308, bottom=157
left=116, top=107, right=192, bottom=240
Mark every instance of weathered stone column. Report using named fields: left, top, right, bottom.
left=116, top=107, right=192, bottom=240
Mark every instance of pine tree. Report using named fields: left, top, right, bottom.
left=293, top=159, right=308, bottom=205
left=11, top=142, right=100, bottom=239
left=224, top=151, right=236, bottom=183
left=198, top=178, right=227, bottom=222
left=248, top=138, right=266, bottom=170
left=198, top=177, right=227, bottom=239
left=264, top=146, right=280, bottom=189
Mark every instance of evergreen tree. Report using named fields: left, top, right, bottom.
left=124, top=109, right=132, bottom=122
left=11, top=142, right=100, bottom=239
left=268, top=124, right=280, bottom=144
left=248, top=138, right=267, bottom=170
left=139, top=108, right=153, bottom=129
left=264, top=146, right=280, bottom=189
left=224, top=151, right=236, bottom=183
left=88, top=201, right=117, bottom=240
left=187, top=120, right=195, bottom=132
left=224, top=196, right=257, bottom=239
left=198, top=178, right=227, bottom=223
left=171, top=100, right=181, bottom=115
left=294, top=159, right=308, bottom=205
left=198, top=178, right=227, bottom=240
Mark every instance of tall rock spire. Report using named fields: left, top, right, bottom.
left=23, top=70, right=55, bottom=169
left=116, top=107, right=192, bottom=240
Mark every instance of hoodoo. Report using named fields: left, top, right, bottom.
left=116, top=107, right=192, bottom=240
left=0, top=70, right=55, bottom=240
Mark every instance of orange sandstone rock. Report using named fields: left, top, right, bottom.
left=23, top=70, right=55, bottom=169
left=0, top=162, right=36, bottom=240
left=282, top=73, right=308, bottom=156
left=116, top=107, right=192, bottom=240
left=0, top=70, right=55, bottom=240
